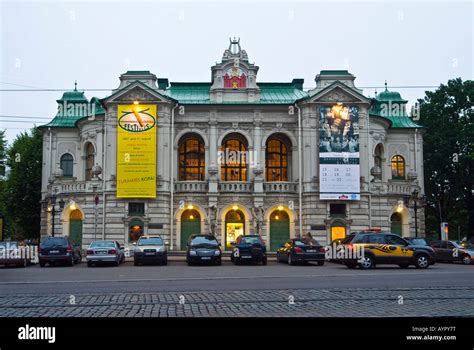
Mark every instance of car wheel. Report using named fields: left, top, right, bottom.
left=262, top=257, right=267, bottom=266
left=67, top=256, right=74, bottom=267
left=134, top=260, right=139, bottom=266
left=216, top=259, right=222, bottom=266
left=398, top=264, right=409, bottom=268
left=415, top=254, right=429, bottom=269
left=39, top=261, right=46, bottom=267
left=288, top=253, right=295, bottom=266
left=359, top=255, right=374, bottom=269
left=461, top=255, right=472, bottom=265
left=162, top=259, right=168, bottom=266
left=113, top=258, right=120, bottom=267
left=317, top=261, right=325, bottom=266
left=87, top=261, right=93, bottom=267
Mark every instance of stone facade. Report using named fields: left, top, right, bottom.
left=40, top=40, right=425, bottom=250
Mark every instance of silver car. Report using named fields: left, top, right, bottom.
left=86, top=240, right=125, bottom=267
left=133, top=236, right=168, bottom=265
left=0, top=241, right=30, bottom=267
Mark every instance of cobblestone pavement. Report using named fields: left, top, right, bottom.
left=1, top=287, right=473, bottom=317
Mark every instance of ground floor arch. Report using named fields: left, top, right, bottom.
left=180, top=209, right=201, bottom=248
left=269, top=209, right=290, bottom=251
left=61, top=202, right=85, bottom=247
left=175, top=203, right=207, bottom=250
left=389, top=204, right=411, bottom=237
left=219, top=204, right=252, bottom=251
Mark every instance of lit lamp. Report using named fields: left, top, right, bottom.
left=232, top=205, right=238, bottom=211
left=187, top=204, right=194, bottom=210
left=277, top=205, right=284, bottom=211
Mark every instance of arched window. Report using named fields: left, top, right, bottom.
left=373, top=144, right=384, bottom=180
left=391, top=155, right=405, bottom=180
left=60, top=153, right=73, bottom=177
left=85, top=143, right=95, bottom=181
left=266, top=135, right=289, bottom=181
left=178, top=135, right=205, bottom=181
left=220, top=134, right=247, bottom=181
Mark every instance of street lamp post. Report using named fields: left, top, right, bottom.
left=47, top=192, right=65, bottom=237
left=409, top=189, right=424, bottom=238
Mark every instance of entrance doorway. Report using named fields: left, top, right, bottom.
left=225, top=210, right=245, bottom=250
left=129, top=219, right=144, bottom=243
left=330, top=221, right=346, bottom=242
left=390, top=212, right=402, bottom=236
left=181, top=209, right=201, bottom=249
left=69, top=209, right=83, bottom=247
left=270, top=210, right=289, bottom=251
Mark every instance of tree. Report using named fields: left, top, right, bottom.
left=418, top=78, right=474, bottom=240
left=1, top=128, right=43, bottom=240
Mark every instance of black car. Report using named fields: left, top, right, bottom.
left=230, top=235, right=267, bottom=265
left=277, top=238, right=326, bottom=266
left=430, top=240, right=474, bottom=265
left=39, top=236, right=82, bottom=267
left=186, top=234, right=222, bottom=266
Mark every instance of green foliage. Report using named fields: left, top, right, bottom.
left=0, top=128, right=43, bottom=240
left=418, top=78, right=474, bottom=240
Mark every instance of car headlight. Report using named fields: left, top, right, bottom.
left=214, top=250, right=221, bottom=256
left=189, top=250, right=197, bottom=256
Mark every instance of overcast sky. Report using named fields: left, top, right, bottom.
left=0, top=0, right=472, bottom=143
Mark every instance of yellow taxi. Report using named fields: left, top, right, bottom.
left=334, top=231, right=436, bottom=269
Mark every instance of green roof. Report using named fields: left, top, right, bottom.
left=40, top=92, right=105, bottom=129
left=319, top=70, right=351, bottom=76
left=123, top=70, right=152, bottom=75
left=165, top=82, right=307, bottom=104
left=369, top=87, right=421, bottom=129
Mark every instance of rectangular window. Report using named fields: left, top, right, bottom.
left=330, top=204, right=346, bottom=217
left=128, top=202, right=145, bottom=216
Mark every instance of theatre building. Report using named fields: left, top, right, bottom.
left=39, top=39, right=425, bottom=251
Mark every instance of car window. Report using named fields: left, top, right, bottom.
left=368, top=235, right=385, bottom=244
left=446, top=242, right=456, bottom=249
left=190, top=236, right=218, bottom=246
left=42, top=237, right=67, bottom=247
left=240, top=236, right=262, bottom=245
left=138, top=237, right=163, bottom=246
left=91, top=241, right=115, bottom=248
left=440, top=241, right=448, bottom=249
left=0, top=242, right=18, bottom=249
left=341, top=235, right=355, bottom=244
left=294, top=240, right=307, bottom=247
left=430, top=242, right=441, bottom=248
left=410, top=238, right=427, bottom=246
left=386, top=235, right=408, bottom=246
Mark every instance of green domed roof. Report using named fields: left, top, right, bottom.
left=56, top=83, right=88, bottom=103
left=376, top=82, right=407, bottom=103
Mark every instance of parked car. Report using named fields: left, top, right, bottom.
left=186, top=234, right=221, bottom=266
left=133, top=236, right=167, bottom=265
left=335, top=232, right=436, bottom=269
left=277, top=238, right=326, bottom=266
left=86, top=240, right=125, bottom=267
left=230, top=235, right=267, bottom=265
left=39, top=236, right=82, bottom=267
left=0, top=241, right=30, bottom=267
left=430, top=240, right=473, bottom=265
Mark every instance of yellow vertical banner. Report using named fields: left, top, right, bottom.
left=117, top=104, right=157, bottom=198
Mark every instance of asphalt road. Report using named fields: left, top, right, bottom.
left=1, top=261, right=473, bottom=317
left=1, top=260, right=473, bottom=294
